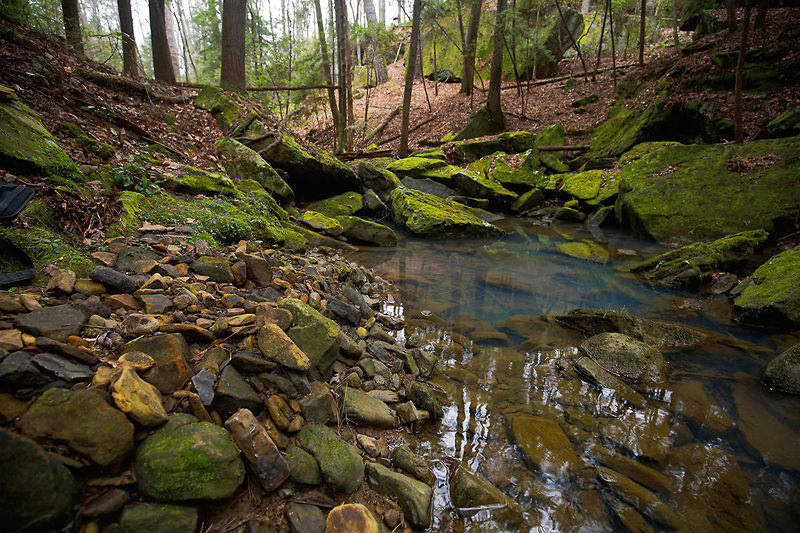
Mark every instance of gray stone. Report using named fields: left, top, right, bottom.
left=116, top=246, right=160, bottom=272
left=191, top=257, right=234, bottom=283
left=14, top=304, right=86, bottom=341
left=0, top=350, right=49, bottom=386
left=238, top=253, right=273, bottom=286
left=0, top=429, right=78, bottom=532
left=300, top=382, right=339, bottom=425
left=365, top=462, right=432, bottom=528
left=286, top=443, right=322, bottom=485
left=286, top=502, right=326, bottom=533
left=225, top=408, right=289, bottom=492
left=191, top=370, right=216, bottom=406
left=231, top=350, right=275, bottom=373
left=341, top=387, right=395, bottom=428
left=342, top=286, right=373, bottom=318
left=90, top=266, right=137, bottom=293
left=763, top=343, right=800, bottom=395
left=573, top=356, right=645, bottom=408
left=391, top=445, right=434, bottom=485
left=32, top=352, right=93, bottom=381
left=406, top=381, right=442, bottom=418
left=327, top=297, right=361, bottom=325
left=214, top=365, right=263, bottom=418
left=297, top=423, right=363, bottom=493
left=580, top=332, right=665, bottom=383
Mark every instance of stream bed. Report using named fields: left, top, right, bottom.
left=348, top=218, right=800, bottom=532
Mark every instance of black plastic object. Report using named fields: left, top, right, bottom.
left=0, top=182, right=36, bottom=286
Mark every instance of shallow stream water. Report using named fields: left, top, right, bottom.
left=348, top=218, right=800, bottom=532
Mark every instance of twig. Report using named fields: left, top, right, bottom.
left=376, top=115, right=437, bottom=146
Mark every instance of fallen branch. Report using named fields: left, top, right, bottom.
left=176, top=82, right=339, bottom=92
left=359, top=106, right=400, bottom=147
left=337, top=149, right=394, bottom=161
left=486, top=62, right=637, bottom=91
left=77, top=68, right=192, bottom=104
left=235, top=131, right=283, bottom=156
left=537, top=145, right=590, bottom=151
left=376, top=115, right=438, bottom=147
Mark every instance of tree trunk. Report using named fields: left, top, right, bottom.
left=165, top=3, right=182, bottom=81
left=313, top=0, right=339, bottom=133
left=581, top=0, right=591, bottom=15
left=221, top=0, right=247, bottom=89
left=335, top=0, right=350, bottom=151
left=754, top=0, right=768, bottom=28
left=460, top=0, right=482, bottom=95
left=638, top=0, right=646, bottom=68
left=149, top=0, right=175, bottom=83
left=485, top=0, right=507, bottom=126
left=726, top=0, right=737, bottom=32
left=364, top=0, right=389, bottom=84
left=734, top=1, right=752, bottom=143
left=61, top=0, right=84, bottom=56
left=671, top=0, right=679, bottom=47
left=117, top=0, right=140, bottom=77
left=379, top=0, right=385, bottom=26
left=399, top=0, right=422, bottom=157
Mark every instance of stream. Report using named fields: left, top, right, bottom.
left=348, top=218, right=800, bottom=532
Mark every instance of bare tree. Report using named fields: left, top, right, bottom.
left=221, top=0, right=247, bottom=88
left=117, top=0, right=140, bottom=77
left=364, top=0, right=389, bottom=84
left=754, top=0, right=769, bottom=28
left=165, top=3, right=182, bottom=81
left=334, top=0, right=350, bottom=151
left=460, top=0, right=482, bottom=95
left=485, top=0, right=507, bottom=129
left=734, top=1, right=752, bottom=143
left=61, top=0, right=84, bottom=56
left=399, top=0, right=422, bottom=157
left=726, top=0, right=737, bottom=32
left=313, top=0, right=339, bottom=133
left=638, top=0, right=646, bottom=67
left=149, top=0, right=175, bottom=83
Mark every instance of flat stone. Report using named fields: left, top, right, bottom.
left=35, top=336, right=96, bottom=364
left=588, top=445, right=672, bottom=494
left=90, top=251, right=118, bottom=267
left=125, top=333, right=193, bottom=394
left=581, top=332, right=665, bottom=383
left=341, top=387, right=395, bottom=428
left=191, top=257, right=234, bottom=283
left=120, top=503, right=198, bottom=533
left=297, top=423, right=364, bottom=494
left=225, top=408, right=289, bottom=492
left=74, top=278, right=106, bottom=296
left=596, top=466, right=679, bottom=528
left=214, top=365, right=263, bottom=418
left=238, top=253, right=273, bottom=286
left=450, top=465, right=512, bottom=511
left=257, top=323, right=311, bottom=371
left=327, top=297, right=361, bottom=325
left=15, top=304, right=86, bottom=341
left=0, top=329, right=24, bottom=351
left=573, top=356, right=645, bottom=408
left=110, top=366, right=169, bottom=426
left=510, top=415, right=578, bottom=478
left=32, top=352, right=93, bottom=381
left=116, top=246, right=160, bottom=272
left=158, top=323, right=215, bottom=344
left=140, top=294, right=173, bottom=314
left=105, top=293, right=140, bottom=311
left=19, top=388, right=134, bottom=466
left=90, top=266, right=137, bottom=293
left=604, top=408, right=673, bottom=464
left=83, top=488, right=129, bottom=519
left=0, top=351, right=49, bottom=386
left=191, top=370, right=216, bottom=406
left=231, top=350, right=274, bottom=373
left=391, top=445, right=434, bottom=485
left=365, top=462, right=432, bottom=528
left=120, top=314, right=161, bottom=337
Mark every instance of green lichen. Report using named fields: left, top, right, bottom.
left=451, top=169, right=518, bottom=208
left=301, top=210, right=343, bottom=234
left=451, top=131, right=536, bottom=162
left=386, top=156, right=448, bottom=176
left=61, top=122, right=114, bottom=160
left=305, top=192, right=363, bottom=218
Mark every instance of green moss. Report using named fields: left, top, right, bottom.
left=193, top=85, right=243, bottom=131
left=305, top=192, right=363, bottom=218
left=734, top=245, right=800, bottom=327
left=386, top=156, right=448, bottom=176
left=590, top=86, right=671, bottom=157
left=468, top=153, right=546, bottom=193
left=61, top=122, right=114, bottom=160
left=391, top=187, right=504, bottom=239
left=451, top=169, right=518, bottom=208
left=0, top=98, right=85, bottom=189
left=214, top=137, right=294, bottom=202
left=300, top=210, right=343, bottom=234
left=451, top=131, right=536, bottom=162
left=535, top=124, right=570, bottom=172
left=453, top=107, right=507, bottom=141
left=160, top=165, right=237, bottom=196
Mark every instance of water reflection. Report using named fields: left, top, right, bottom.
left=349, top=220, right=800, bottom=531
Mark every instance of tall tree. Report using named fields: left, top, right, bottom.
left=638, top=0, right=645, bottom=67
left=61, top=0, right=84, bottom=55
left=399, top=0, right=422, bottom=157
left=221, top=0, right=247, bottom=88
left=460, top=0, right=482, bottom=95
left=364, top=0, right=388, bottom=85
left=734, top=0, right=752, bottom=143
left=313, top=0, right=339, bottom=133
left=754, top=0, right=769, bottom=28
left=165, top=3, right=182, bottom=81
left=117, top=0, right=140, bottom=76
left=334, top=0, right=350, bottom=151
left=150, top=0, right=176, bottom=83
left=485, top=0, right=507, bottom=130
left=725, top=0, right=737, bottom=32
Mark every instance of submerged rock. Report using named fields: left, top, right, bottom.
left=510, top=415, right=578, bottom=477
left=631, top=230, right=769, bottom=289
left=763, top=343, right=800, bottom=394
left=580, top=332, right=665, bottom=383
left=670, top=380, right=734, bottom=436
left=391, top=187, right=504, bottom=239
left=733, top=245, right=800, bottom=329
left=573, top=356, right=645, bottom=408
left=450, top=465, right=512, bottom=512
left=596, top=466, right=679, bottom=528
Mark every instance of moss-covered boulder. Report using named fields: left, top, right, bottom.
left=453, top=107, right=507, bottom=141
left=249, top=129, right=360, bottom=200
left=215, top=137, right=294, bottom=202
left=631, top=230, right=769, bottom=289
left=357, top=162, right=402, bottom=201
left=120, top=503, right=199, bottom=533
left=161, top=165, right=237, bottom=196
left=134, top=416, right=245, bottom=501
left=734, top=245, right=800, bottom=329
left=278, top=298, right=341, bottom=379
left=61, top=121, right=114, bottom=160
left=391, top=187, right=504, bottom=239
left=0, top=429, right=78, bottom=532
left=337, top=216, right=397, bottom=246
left=527, top=8, right=584, bottom=78
left=468, top=152, right=545, bottom=194
left=452, top=170, right=518, bottom=210
left=613, top=137, right=800, bottom=243
left=194, top=85, right=244, bottom=131
left=581, top=333, right=665, bottom=383
left=365, top=462, right=432, bottom=527
left=763, top=343, right=800, bottom=395
left=755, top=108, right=800, bottom=140
left=543, top=169, right=618, bottom=207
left=535, top=124, right=570, bottom=173
left=0, top=89, right=85, bottom=187
left=511, top=187, right=545, bottom=213
left=306, top=192, right=363, bottom=218
left=590, top=87, right=671, bottom=157
left=386, top=156, right=449, bottom=178
left=297, top=423, right=363, bottom=494
left=450, top=131, right=536, bottom=163
left=301, top=210, right=344, bottom=236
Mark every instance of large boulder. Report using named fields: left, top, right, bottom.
left=391, top=187, right=504, bottom=239
left=215, top=137, right=294, bottom=202
left=0, top=87, right=84, bottom=187
left=161, top=165, right=237, bottom=196
left=449, top=131, right=536, bottom=163
left=365, top=462, right=432, bottom=528
left=631, top=230, right=769, bottom=289
left=194, top=85, right=245, bottom=131
left=306, top=192, right=364, bottom=218
left=297, top=423, right=364, bottom=493
left=451, top=170, right=518, bottom=210
left=0, top=429, right=78, bottom=532
left=278, top=298, right=341, bottom=379
left=134, top=417, right=245, bottom=500
left=613, top=137, right=800, bottom=243
left=19, top=388, right=134, bottom=466
left=733, top=245, right=800, bottom=329
left=580, top=333, right=665, bottom=383
left=337, top=216, right=397, bottom=246
left=453, top=107, right=507, bottom=141
left=763, top=343, right=800, bottom=395
left=357, top=162, right=402, bottom=201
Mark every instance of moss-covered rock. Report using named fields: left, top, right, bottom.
left=527, top=8, right=584, bottom=78
left=297, top=423, right=363, bottom=494
left=450, top=131, right=536, bottom=163
left=337, top=216, right=397, bottom=246
left=301, top=210, right=344, bottom=236
left=763, top=343, right=800, bottom=395
left=194, top=85, right=244, bottom=131
left=365, top=462, right=432, bottom=527
left=613, top=137, right=800, bottom=243
left=160, top=165, right=237, bottom=196
left=215, top=137, right=294, bottom=202
left=279, top=298, right=341, bottom=378
left=120, top=503, right=198, bottom=533
left=467, top=152, right=545, bottom=194
left=0, top=92, right=85, bottom=188
left=134, top=417, right=245, bottom=501
left=631, top=230, right=769, bottom=289
left=511, top=187, right=545, bottom=212
left=535, top=124, right=570, bottom=172
left=581, top=332, right=665, bottom=383
left=61, top=121, right=114, bottom=160
left=453, top=107, right=507, bottom=141
left=357, top=162, right=402, bottom=201
left=734, top=245, right=800, bottom=329
left=306, top=192, right=363, bottom=218
left=755, top=108, right=800, bottom=140
left=451, top=169, right=518, bottom=210
left=590, top=86, right=671, bottom=157
left=386, top=156, right=448, bottom=177
left=391, top=187, right=504, bottom=239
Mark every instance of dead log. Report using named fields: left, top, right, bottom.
left=77, top=69, right=192, bottom=104
left=337, top=149, right=394, bottom=161
left=376, top=115, right=438, bottom=147
left=360, top=106, right=400, bottom=147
